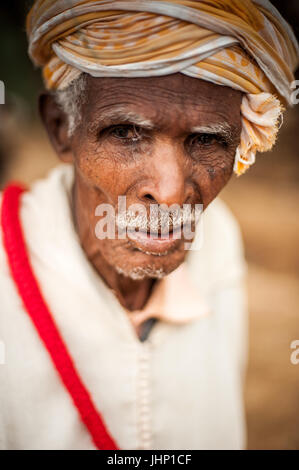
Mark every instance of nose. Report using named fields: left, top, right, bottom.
left=137, top=141, right=193, bottom=207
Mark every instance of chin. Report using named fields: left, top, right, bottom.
left=113, top=239, right=188, bottom=280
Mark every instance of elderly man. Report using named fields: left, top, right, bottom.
left=0, top=0, right=298, bottom=451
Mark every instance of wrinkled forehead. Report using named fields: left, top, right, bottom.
left=83, top=73, right=243, bottom=132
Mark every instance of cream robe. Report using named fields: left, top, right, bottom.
left=0, top=164, right=248, bottom=450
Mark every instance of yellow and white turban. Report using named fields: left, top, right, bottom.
left=27, top=0, right=299, bottom=175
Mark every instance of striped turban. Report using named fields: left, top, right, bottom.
left=27, top=0, right=299, bottom=175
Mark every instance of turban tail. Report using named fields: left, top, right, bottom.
left=27, top=0, right=299, bottom=175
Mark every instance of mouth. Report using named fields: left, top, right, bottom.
left=126, top=226, right=183, bottom=255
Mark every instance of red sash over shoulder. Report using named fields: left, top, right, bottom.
left=1, top=184, right=119, bottom=450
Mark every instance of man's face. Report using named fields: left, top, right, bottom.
left=45, top=73, right=242, bottom=280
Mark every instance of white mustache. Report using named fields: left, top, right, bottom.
left=116, top=205, right=199, bottom=233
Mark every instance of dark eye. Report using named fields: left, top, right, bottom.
left=190, top=133, right=217, bottom=146
left=110, top=124, right=141, bottom=141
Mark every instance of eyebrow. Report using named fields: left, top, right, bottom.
left=89, top=107, right=235, bottom=142
left=190, top=123, right=233, bottom=141
left=88, top=106, right=155, bottom=133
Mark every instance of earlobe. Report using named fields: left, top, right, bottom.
left=39, top=92, right=73, bottom=163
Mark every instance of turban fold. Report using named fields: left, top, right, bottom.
left=27, top=0, right=299, bottom=175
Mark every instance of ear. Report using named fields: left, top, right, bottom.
left=39, top=92, right=73, bottom=163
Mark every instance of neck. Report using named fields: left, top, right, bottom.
left=92, top=258, right=157, bottom=311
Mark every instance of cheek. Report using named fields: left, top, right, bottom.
left=192, top=149, right=235, bottom=207
left=73, top=139, right=140, bottom=201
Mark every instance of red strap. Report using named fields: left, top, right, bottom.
left=1, top=184, right=119, bottom=450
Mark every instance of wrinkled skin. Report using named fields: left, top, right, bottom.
left=40, top=73, right=242, bottom=317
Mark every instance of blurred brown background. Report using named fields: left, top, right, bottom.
left=0, top=1, right=299, bottom=450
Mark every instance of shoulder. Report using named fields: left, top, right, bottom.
left=205, top=197, right=244, bottom=260
left=0, top=191, right=9, bottom=277
left=0, top=190, right=26, bottom=334
left=186, top=198, right=246, bottom=293
left=0, top=164, right=74, bottom=295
